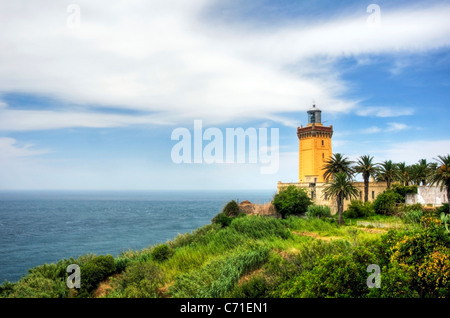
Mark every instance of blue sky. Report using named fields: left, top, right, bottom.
left=0, top=0, right=449, bottom=190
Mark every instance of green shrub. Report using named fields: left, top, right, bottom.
left=373, top=226, right=450, bottom=298
left=222, top=200, right=240, bottom=217
left=306, top=205, right=331, bottom=219
left=269, top=240, right=352, bottom=297
left=390, top=228, right=449, bottom=266
left=114, top=257, right=130, bottom=273
left=4, top=273, right=68, bottom=298
left=344, top=200, right=374, bottom=219
left=373, top=190, right=402, bottom=215
left=416, top=246, right=450, bottom=297
left=275, top=246, right=378, bottom=298
left=211, top=212, right=232, bottom=228
left=151, top=244, right=174, bottom=263
left=0, top=281, right=15, bottom=297
left=79, top=254, right=116, bottom=293
left=117, top=261, right=165, bottom=298
left=402, top=209, right=423, bottom=224
left=367, top=262, right=419, bottom=298
left=272, top=185, right=312, bottom=218
left=229, top=275, right=268, bottom=298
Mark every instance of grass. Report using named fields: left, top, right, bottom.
left=5, top=210, right=442, bottom=299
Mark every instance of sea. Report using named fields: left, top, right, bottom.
left=0, top=189, right=275, bottom=283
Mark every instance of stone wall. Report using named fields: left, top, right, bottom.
left=238, top=200, right=281, bottom=218
left=406, top=186, right=448, bottom=206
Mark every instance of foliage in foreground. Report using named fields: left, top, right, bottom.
left=1, top=208, right=449, bottom=299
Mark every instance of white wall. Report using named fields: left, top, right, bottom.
left=406, top=186, right=448, bottom=206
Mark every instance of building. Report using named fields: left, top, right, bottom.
left=406, top=186, right=448, bottom=206
left=277, top=105, right=387, bottom=214
left=298, top=104, right=333, bottom=184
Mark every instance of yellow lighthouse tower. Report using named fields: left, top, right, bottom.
left=297, top=104, right=333, bottom=183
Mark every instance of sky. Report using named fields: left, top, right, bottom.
left=0, top=0, right=449, bottom=190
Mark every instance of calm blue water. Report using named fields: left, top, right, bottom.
left=0, top=190, right=275, bottom=283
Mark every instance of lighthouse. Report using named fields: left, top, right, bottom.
left=297, top=104, right=333, bottom=184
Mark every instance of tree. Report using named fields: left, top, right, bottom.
left=376, top=160, right=396, bottom=188
left=429, top=155, right=450, bottom=214
left=323, top=172, right=359, bottom=225
left=395, top=162, right=411, bottom=186
left=354, top=155, right=378, bottom=202
left=323, top=153, right=354, bottom=181
left=417, top=159, right=431, bottom=185
left=272, top=185, right=313, bottom=219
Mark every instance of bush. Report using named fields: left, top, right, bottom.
left=375, top=226, right=450, bottom=298
left=402, top=209, right=423, bottom=224
left=4, top=274, right=68, bottom=298
left=222, top=200, right=240, bottom=217
left=151, top=244, right=174, bottom=263
left=80, top=254, right=116, bottom=293
left=211, top=212, right=232, bottom=228
left=117, top=262, right=165, bottom=298
left=306, top=205, right=331, bottom=219
left=373, top=190, right=402, bottom=215
left=114, top=257, right=130, bottom=273
left=344, top=200, right=374, bottom=219
left=229, top=275, right=268, bottom=298
left=416, top=246, right=450, bottom=297
left=276, top=246, right=378, bottom=298
left=272, top=185, right=313, bottom=219
left=367, top=262, right=419, bottom=298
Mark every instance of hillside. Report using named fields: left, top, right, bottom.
left=1, top=202, right=449, bottom=299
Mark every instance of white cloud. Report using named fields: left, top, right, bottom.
left=0, top=1, right=449, bottom=130
left=386, top=122, right=409, bottom=132
left=0, top=107, right=173, bottom=131
left=0, top=137, right=49, bottom=160
left=356, top=106, right=414, bottom=117
left=362, top=126, right=382, bottom=134
left=361, top=122, right=411, bottom=134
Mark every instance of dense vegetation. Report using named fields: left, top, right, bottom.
left=1, top=153, right=448, bottom=298
left=1, top=196, right=448, bottom=298
left=323, top=154, right=450, bottom=215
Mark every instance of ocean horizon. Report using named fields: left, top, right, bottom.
left=0, top=189, right=275, bottom=283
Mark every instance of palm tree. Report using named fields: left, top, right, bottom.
left=417, top=159, right=431, bottom=185
left=409, top=160, right=430, bottom=186
left=395, top=162, right=411, bottom=186
left=323, top=153, right=354, bottom=182
left=376, top=160, right=396, bottom=188
left=354, top=155, right=378, bottom=202
left=429, top=154, right=450, bottom=214
left=323, top=172, right=359, bottom=225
